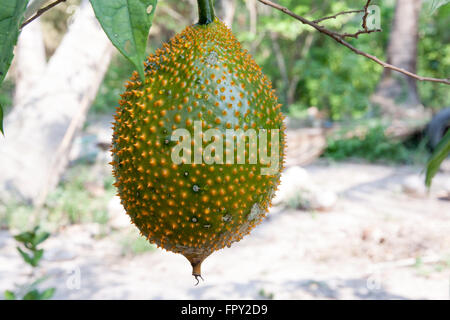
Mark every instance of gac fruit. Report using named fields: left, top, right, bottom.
left=111, top=2, right=285, bottom=282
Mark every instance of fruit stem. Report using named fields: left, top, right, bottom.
left=194, top=274, right=204, bottom=286
left=197, top=0, right=215, bottom=25
left=191, top=260, right=202, bottom=277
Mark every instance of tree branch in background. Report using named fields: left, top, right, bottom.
left=312, top=9, right=364, bottom=24
left=337, top=27, right=382, bottom=39
left=25, top=0, right=52, bottom=20
left=313, top=1, right=381, bottom=39
left=257, top=0, right=450, bottom=85
left=361, top=0, right=372, bottom=31
left=21, top=0, right=67, bottom=29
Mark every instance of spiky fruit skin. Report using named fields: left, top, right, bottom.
left=111, top=19, right=286, bottom=273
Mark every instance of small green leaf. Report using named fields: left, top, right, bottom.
left=4, top=290, right=16, bottom=300
left=39, top=288, right=56, bottom=300
left=89, top=0, right=158, bottom=80
left=32, top=231, right=50, bottom=247
left=31, top=249, right=44, bottom=266
left=426, top=130, right=450, bottom=187
left=33, top=232, right=50, bottom=247
left=23, top=289, right=40, bottom=300
left=14, top=231, right=34, bottom=245
left=17, top=246, right=34, bottom=266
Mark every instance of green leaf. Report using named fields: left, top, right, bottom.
left=32, top=231, right=50, bottom=247
left=17, top=246, right=34, bottom=266
left=14, top=231, right=34, bottom=245
left=39, top=287, right=56, bottom=300
left=17, top=246, right=42, bottom=267
left=89, top=0, right=158, bottom=80
left=4, top=290, right=16, bottom=300
left=23, top=289, right=40, bottom=300
left=425, top=130, right=450, bottom=187
left=0, top=0, right=29, bottom=83
left=31, top=248, right=44, bottom=266
left=0, top=0, right=29, bottom=136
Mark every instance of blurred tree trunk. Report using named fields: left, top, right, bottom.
left=13, top=19, right=46, bottom=108
left=186, top=0, right=198, bottom=23
left=0, top=0, right=113, bottom=205
left=215, top=0, right=236, bottom=28
left=371, top=0, right=425, bottom=117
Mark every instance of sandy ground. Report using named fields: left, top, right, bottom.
left=1, top=161, right=450, bottom=300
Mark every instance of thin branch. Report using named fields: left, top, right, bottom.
left=25, top=0, right=51, bottom=20
left=20, top=0, right=67, bottom=29
left=257, top=0, right=450, bottom=85
left=314, top=1, right=381, bottom=39
left=362, top=0, right=372, bottom=31
left=337, top=28, right=382, bottom=39
left=313, top=9, right=364, bottom=24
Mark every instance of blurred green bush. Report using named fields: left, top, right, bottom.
left=323, top=121, right=430, bottom=164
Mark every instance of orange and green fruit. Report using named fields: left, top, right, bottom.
left=110, top=1, right=285, bottom=281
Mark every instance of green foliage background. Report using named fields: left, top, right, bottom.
left=1, top=0, right=448, bottom=121
left=0, top=0, right=448, bottom=168
left=89, top=0, right=449, bottom=121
